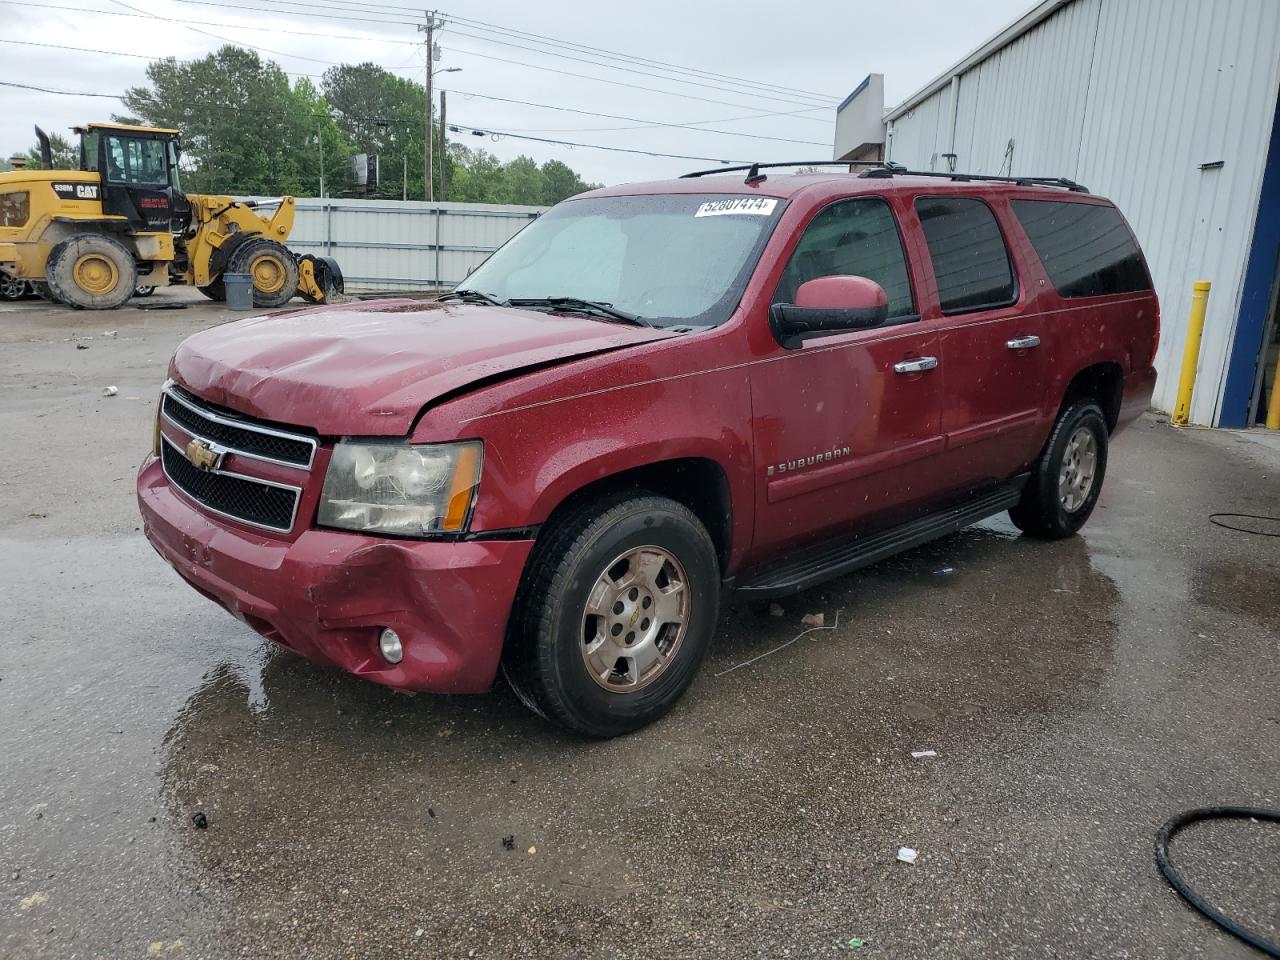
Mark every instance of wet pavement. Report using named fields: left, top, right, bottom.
left=2, top=293, right=1278, bottom=959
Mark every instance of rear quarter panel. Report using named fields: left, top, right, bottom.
left=999, top=191, right=1160, bottom=433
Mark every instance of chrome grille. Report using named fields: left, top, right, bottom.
left=161, top=436, right=300, bottom=532
left=162, top=386, right=316, bottom=468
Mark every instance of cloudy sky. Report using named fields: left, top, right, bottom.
left=1, top=0, right=1029, bottom=185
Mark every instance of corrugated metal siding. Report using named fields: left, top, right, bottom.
left=282, top=198, right=544, bottom=291
left=885, top=0, right=1280, bottom=424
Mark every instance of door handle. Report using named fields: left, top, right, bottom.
left=1006, top=336, right=1041, bottom=350
left=893, top=356, right=938, bottom=374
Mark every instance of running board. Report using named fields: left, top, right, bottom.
left=734, top=478, right=1027, bottom=600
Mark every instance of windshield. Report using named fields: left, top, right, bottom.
left=462, top=193, right=785, bottom=327
left=105, top=135, right=169, bottom=186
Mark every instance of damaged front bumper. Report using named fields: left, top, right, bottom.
left=137, top=454, right=533, bottom=694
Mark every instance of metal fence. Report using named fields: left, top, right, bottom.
left=278, top=197, right=546, bottom=292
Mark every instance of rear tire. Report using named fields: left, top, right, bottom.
left=227, top=238, right=299, bottom=308
left=503, top=493, right=720, bottom=738
left=1009, top=401, right=1109, bottom=539
left=133, top=284, right=156, bottom=297
left=46, top=234, right=137, bottom=310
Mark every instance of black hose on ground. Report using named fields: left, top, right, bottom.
left=1209, top=513, right=1280, bottom=537
left=1155, top=806, right=1280, bottom=957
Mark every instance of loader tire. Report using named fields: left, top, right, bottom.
left=29, top=281, right=60, bottom=303
left=197, top=280, right=226, bottom=302
left=227, top=238, right=299, bottom=308
left=46, top=234, right=137, bottom=310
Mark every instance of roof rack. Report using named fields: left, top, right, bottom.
left=858, top=166, right=1089, bottom=193
left=680, top=160, right=890, bottom=183
left=678, top=160, right=1089, bottom=193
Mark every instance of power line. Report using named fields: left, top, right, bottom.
left=207, top=0, right=838, bottom=103
left=175, top=0, right=835, bottom=112
left=448, top=123, right=745, bottom=164
left=221, top=0, right=832, bottom=109
left=4, top=2, right=833, bottom=125
left=438, top=10, right=839, bottom=102
left=0, top=78, right=747, bottom=166
left=442, top=88, right=828, bottom=147
left=102, top=0, right=343, bottom=65
left=1, top=0, right=419, bottom=47
left=442, top=23, right=832, bottom=108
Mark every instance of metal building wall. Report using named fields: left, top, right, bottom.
left=282, top=198, right=544, bottom=292
left=885, top=0, right=1280, bottom=425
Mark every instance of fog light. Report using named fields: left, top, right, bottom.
left=378, top=628, right=403, bottom=664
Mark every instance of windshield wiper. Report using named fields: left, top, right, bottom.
left=510, top=297, right=653, bottom=328
left=437, top=289, right=510, bottom=307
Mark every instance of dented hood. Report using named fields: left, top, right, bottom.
left=170, top=300, right=675, bottom=435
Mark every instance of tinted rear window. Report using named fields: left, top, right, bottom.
left=1011, top=199, right=1151, bottom=298
left=914, top=197, right=1017, bottom=314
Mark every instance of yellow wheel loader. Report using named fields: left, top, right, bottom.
left=0, top=123, right=343, bottom=310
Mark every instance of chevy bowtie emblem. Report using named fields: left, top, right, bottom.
left=185, top=438, right=223, bottom=471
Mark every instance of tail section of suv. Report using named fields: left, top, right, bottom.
left=137, top=165, right=1158, bottom=737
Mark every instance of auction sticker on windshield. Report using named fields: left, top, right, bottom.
left=694, top=198, right=778, bottom=217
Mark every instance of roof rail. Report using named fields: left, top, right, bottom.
left=680, top=160, right=894, bottom=183
left=858, top=166, right=1090, bottom=193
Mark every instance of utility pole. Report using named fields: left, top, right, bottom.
left=402, top=154, right=408, bottom=202
left=439, top=90, right=447, bottom=202
left=318, top=121, right=325, bottom=199
left=419, top=10, right=440, bottom=201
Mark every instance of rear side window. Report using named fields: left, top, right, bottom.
left=1012, top=199, right=1151, bottom=298
left=774, top=197, right=915, bottom=320
left=914, top=197, right=1017, bottom=314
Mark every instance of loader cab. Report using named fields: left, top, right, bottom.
left=77, top=123, right=191, bottom=233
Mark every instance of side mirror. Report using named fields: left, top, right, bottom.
left=769, top=275, right=889, bottom=349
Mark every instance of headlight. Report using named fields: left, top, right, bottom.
left=318, top=440, right=482, bottom=536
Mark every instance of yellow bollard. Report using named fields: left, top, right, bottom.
left=1171, top=281, right=1212, bottom=426
left=1266, top=348, right=1280, bottom=430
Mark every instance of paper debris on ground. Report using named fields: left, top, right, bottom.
left=911, top=750, right=937, bottom=758
left=896, top=847, right=918, bottom=864
left=800, top=612, right=825, bottom=627
left=20, top=891, right=49, bottom=910
left=103, top=386, right=118, bottom=397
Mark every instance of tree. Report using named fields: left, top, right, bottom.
left=118, top=46, right=350, bottom=196
left=322, top=63, right=425, bottom=199
left=539, top=159, right=597, bottom=204
left=24, top=132, right=79, bottom=170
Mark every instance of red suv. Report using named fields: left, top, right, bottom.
left=137, top=163, right=1159, bottom=737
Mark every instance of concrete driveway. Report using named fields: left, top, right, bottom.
left=2, top=291, right=1277, bottom=959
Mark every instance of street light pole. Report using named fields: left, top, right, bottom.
left=439, top=89, right=447, bottom=203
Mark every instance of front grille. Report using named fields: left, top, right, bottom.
left=163, top=387, right=315, bottom=467
left=162, top=438, right=299, bottom=532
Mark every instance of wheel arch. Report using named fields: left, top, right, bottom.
left=530, top=455, right=735, bottom=572
left=1058, top=361, right=1124, bottom=432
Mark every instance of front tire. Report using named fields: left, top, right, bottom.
left=503, top=493, right=720, bottom=738
left=227, top=238, right=299, bottom=308
left=1009, top=401, right=1109, bottom=539
left=46, top=234, right=138, bottom=310
left=197, top=280, right=226, bottom=302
